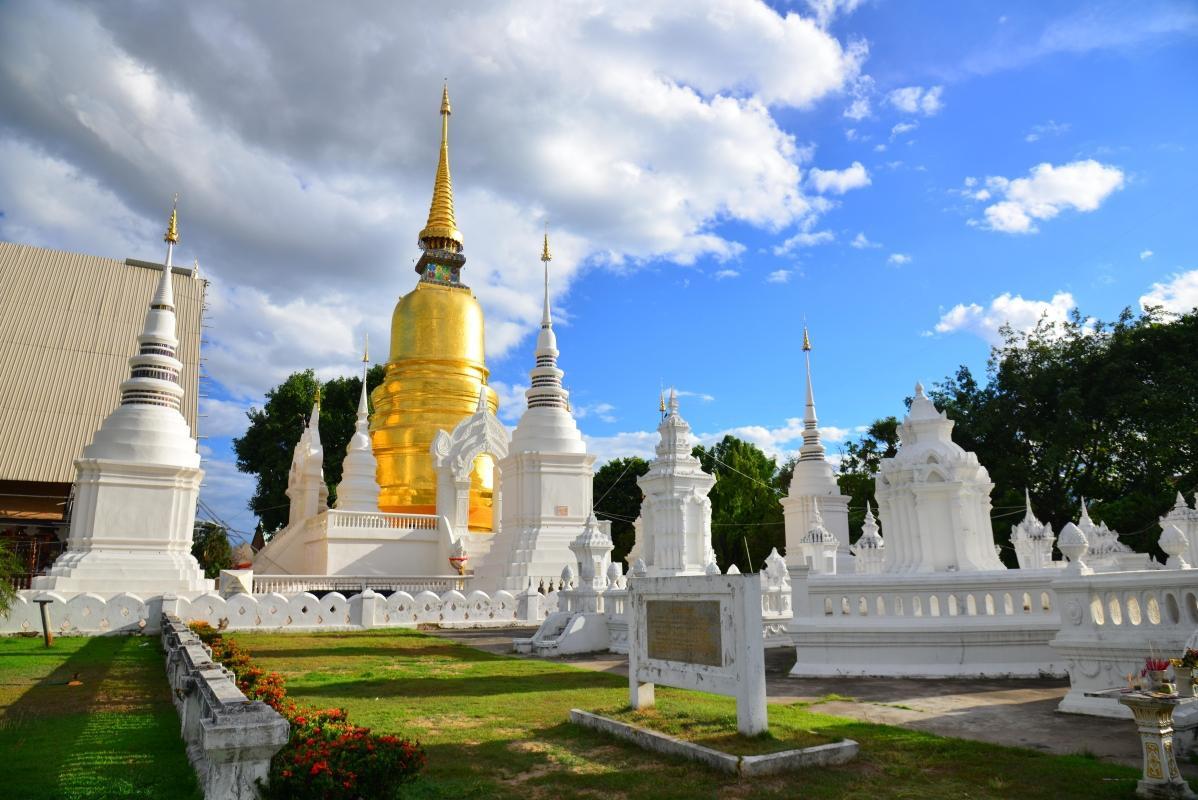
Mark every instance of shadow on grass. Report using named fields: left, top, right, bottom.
left=285, top=667, right=621, bottom=701
left=240, top=643, right=503, bottom=663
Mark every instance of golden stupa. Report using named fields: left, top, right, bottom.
left=370, top=86, right=499, bottom=530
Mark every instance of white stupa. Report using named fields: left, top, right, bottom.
left=34, top=200, right=212, bottom=594
left=634, top=388, right=717, bottom=576
left=1010, top=490, right=1057, bottom=570
left=285, top=394, right=328, bottom=527
left=335, top=341, right=381, bottom=512
left=781, top=327, right=851, bottom=569
left=482, top=232, right=596, bottom=590
left=875, top=382, right=1005, bottom=573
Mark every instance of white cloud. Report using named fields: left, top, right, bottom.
left=574, top=401, right=617, bottom=424
left=1140, top=270, right=1198, bottom=314
left=842, top=74, right=874, bottom=120
left=890, top=121, right=918, bottom=138
left=974, top=160, right=1125, bottom=234
left=199, top=397, right=252, bottom=439
left=1024, top=120, right=1070, bottom=143
left=887, top=253, right=911, bottom=265
left=933, top=291, right=1076, bottom=344
left=851, top=231, right=880, bottom=249
left=714, top=268, right=740, bottom=279
left=806, top=0, right=866, bottom=28
left=488, top=380, right=530, bottom=423
left=0, top=0, right=866, bottom=405
left=676, top=389, right=716, bottom=402
left=767, top=269, right=792, bottom=284
left=196, top=456, right=259, bottom=536
left=888, top=85, right=944, bottom=115
left=583, top=430, right=659, bottom=467
left=774, top=229, right=834, bottom=255
left=873, top=143, right=887, bottom=152
left=1140, top=250, right=1154, bottom=260
left=843, top=97, right=871, bottom=121
left=807, top=161, right=871, bottom=194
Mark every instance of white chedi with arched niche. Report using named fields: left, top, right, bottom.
left=875, top=383, right=1005, bottom=573
left=335, top=356, right=381, bottom=512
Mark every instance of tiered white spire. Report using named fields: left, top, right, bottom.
left=526, top=232, right=568, bottom=412
left=286, top=388, right=328, bottom=525
left=1010, top=490, right=1056, bottom=570
left=336, top=338, right=381, bottom=511
left=119, top=195, right=185, bottom=413
left=798, top=327, right=825, bottom=462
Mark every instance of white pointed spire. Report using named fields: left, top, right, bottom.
left=799, top=326, right=826, bottom=462
left=522, top=229, right=569, bottom=412
left=477, top=383, right=489, bottom=414
left=336, top=339, right=380, bottom=512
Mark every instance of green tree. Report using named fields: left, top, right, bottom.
left=593, top=456, right=650, bottom=565
left=192, top=521, right=233, bottom=579
left=233, top=366, right=386, bottom=534
left=692, top=436, right=785, bottom=573
left=835, top=416, right=900, bottom=543
left=0, top=542, right=19, bottom=615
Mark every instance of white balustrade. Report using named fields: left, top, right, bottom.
left=789, top=569, right=1066, bottom=678
left=1051, top=569, right=1198, bottom=720
left=251, top=574, right=468, bottom=595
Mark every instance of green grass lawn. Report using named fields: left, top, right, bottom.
left=231, top=628, right=1150, bottom=800
left=0, top=635, right=201, bottom=800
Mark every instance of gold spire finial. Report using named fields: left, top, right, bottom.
left=164, top=193, right=179, bottom=244
left=802, top=326, right=812, bottom=352
left=541, top=230, right=552, bottom=263
left=362, top=333, right=370, bottom=364
left=418, top=84, right=463, bottom=253
left=659, top=389, right=666, bottom=414
left=314, top=384, right=321, bottom=407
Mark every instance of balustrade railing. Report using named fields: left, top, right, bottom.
left=802, top=571, right=1059, bottom=621
left=252, top=574, right=468, bottom=595
left=323, top=510, right=440, bottom=531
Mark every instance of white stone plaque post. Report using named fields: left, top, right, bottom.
left=628, top=574, right=768, bottom=735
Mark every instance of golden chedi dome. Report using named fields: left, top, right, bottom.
left=371, top=86, right=499, bottom=531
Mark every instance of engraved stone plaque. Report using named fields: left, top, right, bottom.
left=646, top=600, right=722, bottom=667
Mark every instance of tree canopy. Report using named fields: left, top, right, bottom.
left=692, top=435, right=786, bottom=573
left=233, top=366, right=386, bottom=534
left=592, top=456, right=650, bottom=565
left=191, top=521, right=233, bottom=579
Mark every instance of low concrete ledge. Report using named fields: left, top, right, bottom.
left=569, top=709, right=858, bottom=776
left=161, top=614, right=290, bottom=800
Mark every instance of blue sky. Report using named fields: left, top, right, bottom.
left=0, top=1, right=1195, bottom=541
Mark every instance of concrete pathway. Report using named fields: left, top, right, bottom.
left=432, top=627, right=1194, bottom=776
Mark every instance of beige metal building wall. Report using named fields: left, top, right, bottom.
left=0, top=241, right=204, bottom=485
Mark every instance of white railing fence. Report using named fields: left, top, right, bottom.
left=251, top=574, right=469, bottom=595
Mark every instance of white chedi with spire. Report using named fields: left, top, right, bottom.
left=634, top=389, right=717, bottom=576
left=285, top=390, right=329, bottom=526
left=35, top=199, right=212, bottom=593
left=335, top=340, right=381, bottom=512
left=798, top=500, right=839, bottom=574
left=852, top=502, right=885, bottom=574
left=1010, top=490, right=1057, bottom=570
left=481, top=231, right=596, bottom=591
left=781, top=328, right=852, bottom=569
left=875, top=382, right=1006, bottom=573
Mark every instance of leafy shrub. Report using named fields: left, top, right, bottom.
left=188, top=621, right=425, bottom=798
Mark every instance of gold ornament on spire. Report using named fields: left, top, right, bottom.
left=362, top=333, right=370, bottom=364
left=541, top=230, right=552, bottom=263
left=164, top=193, right=179, bottom=244
left=314, top=384, right=322, bottom=407
left=418, top=84, right=464, bottom=253
left=802, top=326, right=812, bottom=352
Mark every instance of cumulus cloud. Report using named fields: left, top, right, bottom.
left=806, top=0, right=866, bottom=28
left=890, top=121, right=918, bottom=139
left=199, top=397, right=252, bottom=439
left=1140, top=250, right=1154, bottom=260
left=974, top=160, right=1125, bottom=234
left=851, top=232, right=880, bottom=249
left=1140, top=270, right=1198, bottom=314
left=773, top=229, right=835, bottom=255
left=887, top=253, right=911, bottom=265
left=767, top=269, right=792, bottom=284
left=714, top=268, right=740, bottom=279
left=888, top=85, right=944, bottom=115
left=933, top=291, right=1076, bottom=345
left=807, top=161, right=871, bottom=194
left=0, top=0, right=865, bottom=405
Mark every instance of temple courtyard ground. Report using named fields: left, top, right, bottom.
left=0, top=627, right=1191, bottom=799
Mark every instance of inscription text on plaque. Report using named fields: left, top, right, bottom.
left=646, top=600, right=722, bottom=667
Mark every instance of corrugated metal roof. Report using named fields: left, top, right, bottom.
left=0, top=241, right=204, bottom=483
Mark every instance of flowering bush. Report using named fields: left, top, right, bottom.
left=188, top=621, right=425, bottom=798
left=1179, top=649, right=1198, bottom=669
